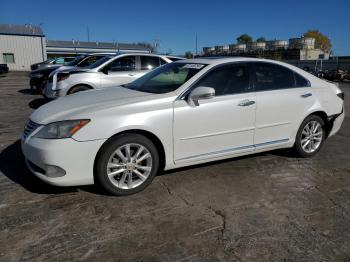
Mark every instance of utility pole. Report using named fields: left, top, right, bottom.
left=195, top=33, right=198, bottom=56
left=87, top=26, right=90, bottom=42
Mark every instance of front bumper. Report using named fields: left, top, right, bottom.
left=30, top=78, right=46, bottom=92
left=21, top=136, right=107, bottom=186
left=43, top=82, right=60, bottom=99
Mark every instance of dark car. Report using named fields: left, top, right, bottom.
left=29, top=54, right=113, bottom=93
left=30, top=57, right=76, bottom=71
left=0, top=64, right=9, bottom=74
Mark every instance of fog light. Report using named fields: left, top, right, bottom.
left=45, top=165, right=66, bottom=178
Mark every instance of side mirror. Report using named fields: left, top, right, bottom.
left=101, top=66, right=109, bottom=75
left=188, top=86, right=215, bottom=106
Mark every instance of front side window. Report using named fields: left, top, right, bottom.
left=107, top=56, right=136, bottom=72
left=252, top=62, right=295, bottom=91
left=193, top=64, right=250, bottom=96
left=3, top=53, right=15, bottom=63
left=125, top=62, right=206, bottom=94
left=140, top=56, right=161, bottom=70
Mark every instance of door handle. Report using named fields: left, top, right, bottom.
left=301, top=93, right=312, bottom=98
left=238, top=100, right=255, bottom=106
left=128, top=73, right=136, bottom=76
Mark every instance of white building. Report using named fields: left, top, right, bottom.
left=0, top=24, right=152, bottom=71
left=0, top=24, right=46, bottom=71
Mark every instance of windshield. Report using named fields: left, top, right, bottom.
left=124, top=62, right=207, bottom=94
left=86, top=56, right=113, bottom=69
left=65, top=55, right=86, bottom=66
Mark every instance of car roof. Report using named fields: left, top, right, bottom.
left=178, top=57, right=299, bottom=66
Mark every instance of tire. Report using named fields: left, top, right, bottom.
left=293, top=115, right=326, bottom=158
left=67, top=85, right=91, bottom=95
left=95, top=133, right=160, bottom=196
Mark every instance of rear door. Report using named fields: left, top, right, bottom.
left=99, top=55, right=138, bottom=87
left=252, top=62, right=315, bottom=146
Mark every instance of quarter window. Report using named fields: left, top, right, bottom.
left=294, top=72, right=310, bottom=87
left=140, top=56, right=161, bottom=70
left=108, top=56, right=136, bottom=71
left=3, top=53, right=15, bottom=63
left=194, top=64, right=250, bottom=96
left=253, top=62, right=295, bottom=91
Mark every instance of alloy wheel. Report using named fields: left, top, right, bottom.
left=106, top=143, right=153, bottom=189
left=300, top=120, right=323, bottom=153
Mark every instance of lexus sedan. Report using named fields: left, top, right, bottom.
left=22, top=57, right=344, bottom=195
left=43, top=53, right=183, bottom=99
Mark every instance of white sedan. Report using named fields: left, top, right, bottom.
left=22, top=57, right=345, bottom=195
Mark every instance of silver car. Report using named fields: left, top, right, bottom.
left=43, top=53, right=183, bottom=99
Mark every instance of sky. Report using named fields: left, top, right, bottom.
left=1, top=0, right=349, bottom=55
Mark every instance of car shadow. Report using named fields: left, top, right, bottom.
left=0, top=140, right=297, bottom=196
left=0, top=140, right=78, bottom=194
left=18, top=89, right=39, bottom=95
left=28, top=98, right=48, bottom=109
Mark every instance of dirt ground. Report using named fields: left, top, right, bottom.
left=0, top=72, right=349, bottom=261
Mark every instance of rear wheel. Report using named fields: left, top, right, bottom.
left=294, top=115, right=325, bottom=157
left=95, top=134, right=160, bottom=196
left=67, top=85, right=91, bottom=95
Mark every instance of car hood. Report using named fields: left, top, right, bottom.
left=30, top=87, right=160, bottom=124
left=31, top=66, right=61, bottom=75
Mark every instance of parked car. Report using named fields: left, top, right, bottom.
left=0, top=64, right=9, bottom=74
left=30, top=57, right=76, bottom=71
left=30, top=53, right=113, bottom=93
left=43, top=54, right=183, bottom=99
left=22, top=58, right=344, bottom=195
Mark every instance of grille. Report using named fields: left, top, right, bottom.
left=23, top=120, right=40, bottom=139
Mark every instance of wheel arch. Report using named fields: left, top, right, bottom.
left=67, top=83, right=94, bottom=95
left=303, top=110, right=333, bottom=138
left=93, top=129, right=166, bottom=181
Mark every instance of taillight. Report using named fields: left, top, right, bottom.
left=57, top=73, right=70, bottom=82
left=337, top=92, right=344, bottom=100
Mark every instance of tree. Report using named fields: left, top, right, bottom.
left=303, top=30, right=332, bottom=51
left=185, top=51, right=193, bottom=59
left=236, top=34, right=253, bottom=44
left=256, top=37, right=266, bottom=43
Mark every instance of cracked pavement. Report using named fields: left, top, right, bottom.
left=0, top=73, right=350, bottom=261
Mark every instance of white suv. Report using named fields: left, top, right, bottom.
left=43, top=53, right=183, bottom=99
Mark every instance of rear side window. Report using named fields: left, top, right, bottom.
left=252, top=62, right=295, bottom=91
left=194, top=64, right=250, bottom=96
left=140, top=56, right=161, bottom=70
left=294, top=72, right=310, bottom=87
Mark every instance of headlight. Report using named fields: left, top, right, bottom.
left=34, top=120, right=90, bottom=139
left=57, top=73, right=70, bottom=82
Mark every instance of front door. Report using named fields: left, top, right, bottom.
left=173, top=63, right=256, bottom=164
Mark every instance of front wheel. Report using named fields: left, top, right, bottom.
left=95, top=134, right=160, bottom=196
left=293, top=115, right=326, bottom=158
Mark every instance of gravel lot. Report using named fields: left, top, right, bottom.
left=0, top=72, right=349, bottom=261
